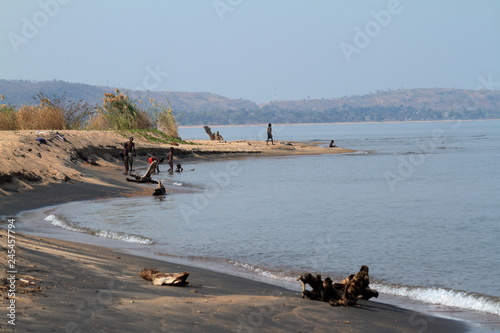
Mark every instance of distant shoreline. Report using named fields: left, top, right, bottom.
left=179, top=118, right=500, bottom=128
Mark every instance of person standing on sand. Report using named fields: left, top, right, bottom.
left=123, top=137, right=136, bottom=174
left=166, top=147, right=174, bottom=172
left=266, top=123, right=274, bottom=145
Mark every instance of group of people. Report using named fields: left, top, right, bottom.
left=121, top=124, right=336, bottom=175
left=121, top=137, right=179, bottom=175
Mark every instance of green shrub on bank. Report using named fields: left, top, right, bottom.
left=88, top=90, right=151, bottom=130
left=120, top=129, right=193, bottom=145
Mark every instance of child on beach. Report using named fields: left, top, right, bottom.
left=148, top=156, right=164, bottom=173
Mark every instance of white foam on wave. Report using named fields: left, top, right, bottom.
left=229, top=260, right=297, bottom=283
left=227, top=259, right=500, bottom=316
left=43, top=215, right=154, bottom=245
left=373, top=283, right=500, bottom=316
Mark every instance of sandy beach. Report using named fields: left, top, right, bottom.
left=0, top=130, right=468, bottom=332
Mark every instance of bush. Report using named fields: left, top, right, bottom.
left=34, top=92, right=95, bottom=129
left=0, top=93, right=93, bottom=130
left=0, top=104, right=17, bottom=130
left=148, top=99, right=179, bottom=138
left=16, top=104, right=66, bottom=130
left=0, top=91, right=181, bottom=133
left=88, top=90, right=151, bottom=130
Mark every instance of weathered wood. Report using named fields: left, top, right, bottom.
left=297, top=273, right=343, bottom=303
left=298, top=265, right=378, bottom=307
left=128, top=161, right=159, bottom=183
left=203, top=125, right=215, bottom=140
left=153, top=181, right=166, bottom=196
left=140, top=268, right=160, bottom=281
left=140, top=268, right=189, bottom=286
left=203, top=126, right=224, bottom=142
left=126, top=177, right=158, bottom=184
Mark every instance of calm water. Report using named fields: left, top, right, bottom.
left=17, top=120, right=500, bottom=329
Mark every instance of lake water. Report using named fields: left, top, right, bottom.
left=16, top=120, right=500, bottom=331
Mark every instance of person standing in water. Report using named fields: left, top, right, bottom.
left=166, top=147, right=174, bottom=172
left=266, top=123, right=274, bottom=145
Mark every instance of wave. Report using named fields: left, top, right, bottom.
left=229, top=260, right=298, bottom=282
left=44, top=215, right=154, bottom=245
left=227, top=260, right=500, bottom=316
left=395, top=151, right=426, bottom=155
left=371, top=284, right=499, bottom=316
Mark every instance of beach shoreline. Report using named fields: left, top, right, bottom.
left=0, top=130, right=472, bottom=332
left=0, top=129, right=355, bottom=209
left=0, top=228, right=468, bottom=333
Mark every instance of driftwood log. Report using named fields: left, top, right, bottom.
left=298, top=265, right=378, bottom=307
left=153, top=181, right=166, bottom=196
left=140, top=268, right=189, bottom=286
left=127, top=160, right=159, bottom=184
left=203, top=125, right=224, bottom=142
left=203, top=125, right=215, bottom=140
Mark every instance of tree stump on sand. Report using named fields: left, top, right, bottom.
left=203, top=126, right=224, bottom=142
left=140, top=268, right=189, bottom=286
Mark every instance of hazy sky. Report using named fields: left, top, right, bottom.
left=1, top=0, right=499, bottom=103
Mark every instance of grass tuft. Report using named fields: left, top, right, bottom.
left=119, top=129, right=194, bottom=145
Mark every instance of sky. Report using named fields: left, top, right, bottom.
left=1, top=0, right=499, bottom=103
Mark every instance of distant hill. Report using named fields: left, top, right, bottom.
left=1, top=79, right=499, bottom=125
left=0, top=79, right=257, bottom=112
left=261, top=88, right=500, bottom=112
